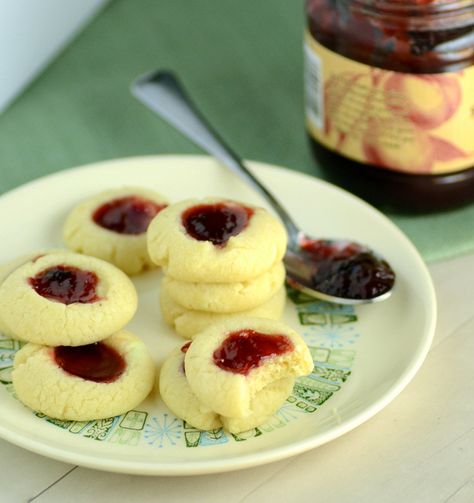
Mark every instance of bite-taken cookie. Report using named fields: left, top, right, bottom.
left=0, top=252, right=138, bottom=346
left=161, top=261, right=285, bottom=313
left=63, top=187, right=168, bottom=275
left=12, top=331, right=155, bottom=421
left=185, top=317, right=313, bottom=418
left=220, top=377, right=295, bottom=434
left=147, top=198, right=287, bottom=283
left=160, top=286, right=286, bottom=339
left=159, top=342, right=295, bottom=433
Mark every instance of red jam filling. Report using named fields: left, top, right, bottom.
left=29, top=265, right=100, bottom=304
left=299, top=238, right=395, bottom=300
left=181, top=341, right=192, bottom=353
left=182, top=202, right=254, bottom=246
left=180, top=341, right=192, bottom=374
left=54, top=342, right=126, bottom=383
left=213, top=329, right=293, bottom=375
left=93, top=196, right=167, bottom=235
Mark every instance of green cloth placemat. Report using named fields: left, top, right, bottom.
left=0, top=0, right=472, bottom=262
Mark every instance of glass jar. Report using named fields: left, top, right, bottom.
left=304, top=0, right=474, bottom=212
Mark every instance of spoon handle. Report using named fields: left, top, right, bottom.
left=131, top=70, right=301, bottom=243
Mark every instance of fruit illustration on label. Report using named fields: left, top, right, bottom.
left=384, top=74, right=461, bottom=130
left=362, top=118, right=435, bottom=173
left=320, top=67, right=468, bottom=174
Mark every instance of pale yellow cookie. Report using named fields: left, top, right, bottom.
left=185, top=317, right=313, bottom=418
left=12, top=331, right=155, bottom=421
left=0, top=249, right=72, bottom=340
left=160, top=286, right=286, bottom=339
left=0, top=253, right=45, bottom=284
left=147, top=198, right=287, bottom=283
left=63, top=187, right=168, bottom=275
left=159, top=342, right=295, bottom=434
left=0, top=252, right=138, bottom=346
left=162, top=261, right=285, bottom=313
left=220, top=377, right=295, bottom=434
left=159, top=343, right=221, bottom=431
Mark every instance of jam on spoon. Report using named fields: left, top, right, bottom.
left=93, top=195, right=166, bottom=235
left=132, top=70, right=396, bottom=304
left=286, top=237, right=395, bottom=302
left=54, top=342, right=126, bottom=383
left=29, top=265, right=100, bottom=304
left=213, top=329, right=294, bottom=375
left=182, top=202, right=253, bottom=246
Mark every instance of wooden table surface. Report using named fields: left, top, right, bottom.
left=1, top=252, right=473, bottom=503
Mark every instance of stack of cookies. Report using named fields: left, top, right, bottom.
left=146, top=197, right=288, bottom=339
left=0, top=251, right=155, bottom=420
left=159, top=317, right=313, bottom=433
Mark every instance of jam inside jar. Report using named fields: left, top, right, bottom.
left=305, top=0, right=474, bottom=212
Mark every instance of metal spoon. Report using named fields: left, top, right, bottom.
left=131, top=70, right=395, bottom=304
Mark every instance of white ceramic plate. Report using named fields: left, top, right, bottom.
left=0, top=155, right=436, bottom=475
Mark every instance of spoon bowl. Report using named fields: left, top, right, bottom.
left=131, top=70, right=395, bottom=304
left=285, top=234, right=394, bottom=305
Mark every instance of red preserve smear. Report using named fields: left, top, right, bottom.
left=180, top=342, right=192, bottom=375
left=181, top=341, right=192, bottom=353
left=93, top=196, right=167, bottom=235
left=54, top=342, right=125, bottom=383
left=29, top=265, right=100, bottom=304
left=213, top=329, right=293, bottom=375
left=182, top=202, right=254, bottom=246
left=300, top=238, right=395, bottom=300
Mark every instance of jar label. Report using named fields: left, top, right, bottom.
left=304, top=32, right=474, bottom=175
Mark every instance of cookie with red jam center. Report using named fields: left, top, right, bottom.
left=12, top=331, right=155, bottom=421
left=159, top=342, right=295, bottom=433
left=0, top=249, right=74, bottom=340
left=0, top=252, right=138, bottom=346
left=184, top=317, right=313, bottom=418
left=63, top=187, right=168, bottom=275
left=147, top=198, right=287, bottom=283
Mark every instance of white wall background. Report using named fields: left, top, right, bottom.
left=0, top=0, right=109, bottom=113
